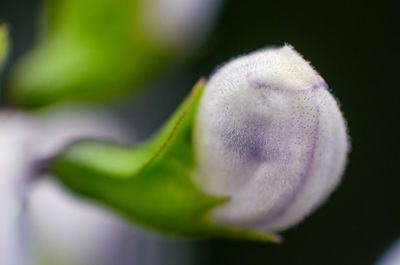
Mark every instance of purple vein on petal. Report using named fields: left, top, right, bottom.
left=261, top=89, right=321, bottom=227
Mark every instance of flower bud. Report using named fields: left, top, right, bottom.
left=193, top=45, right=349, bottom=232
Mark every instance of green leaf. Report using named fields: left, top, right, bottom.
left=50, top=79, right=280, bottom=242
left=0, top=24, right=9, bottom=70
left=6, top=0, right=174, bottom=109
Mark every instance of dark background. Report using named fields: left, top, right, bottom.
left=1, top=0, right=399, bottom=265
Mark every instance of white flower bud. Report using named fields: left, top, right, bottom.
left=193, top=45, right=349, bottom=232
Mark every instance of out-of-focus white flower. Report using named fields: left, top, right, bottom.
left=377, top=239, right=400, bottom=265
left=0, top=107, right=142, bottom=265
left=194, top=45, right=349, bottom=232
left=138, top=0, right=222, bottom=49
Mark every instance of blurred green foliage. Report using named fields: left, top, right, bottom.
left=51, top=79, right=279, bottom=242
left=6, top=0, right=175, bottom=109
left=0, top=24, right=9, bottom=69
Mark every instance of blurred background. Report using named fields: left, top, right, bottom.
left=0, top=0, right=399, bottom=265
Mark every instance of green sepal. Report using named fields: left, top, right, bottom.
left=51, top=79, right=280, bottom=242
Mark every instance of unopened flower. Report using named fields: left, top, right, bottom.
left=46, top=45, right=349, bottom=240
left=193, top=45, right=349, bottom=232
